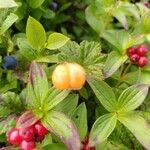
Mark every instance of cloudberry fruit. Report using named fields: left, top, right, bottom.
left=52, top=63, right=86, bottom=90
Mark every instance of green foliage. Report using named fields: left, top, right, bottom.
left=26, top=16, right=46, bottom=50
left=0, top=0, right=150, bottom=149
left=47, top=32, right=70, bottom=50
left=0, top=0, right=17, bottom=8
left=72, top=103, right=87, bottom=140
left=42, top=111, right=80, bottom=150
left=118, top=112, right=150, bottom=149
left=88, top=78, right=117, bottom=112
left=0, top=13, right=18, bottom=35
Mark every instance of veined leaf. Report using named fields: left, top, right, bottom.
left=17, top=38, right=38, bottom=61
left=72, top=103, right=88, bottom=140
left=0, top=0, right=17, bottom=8
left=118, top=112, right=150, bottom=149
left=117, top=84, right=149, bottom=112
left=85, top=6, right=106, bottom=34
left=26, top=16, right=46, bottom=50
left=42, top=111, right=81, bottom=150
left=101, top=30, right=134, bottom=54
left=112, top=9, right=128, bottom=29
left=47, top=32, right=70, bottom=50
left=36, top=55, right=59, bottom=63
left=28, top=62, right=49, bottom=105
left=88, top=78, right=117, bottom=112
left=0, top=115, right=16, bottom=134
left=43, top=144, right=66, bottom=150
left=16, top=111, right=39, bottom=129
left=54, top=94, right=78, bottom=116
left=0, top=13, right=18, bottom=35
left=45, top=87, right=70, bottom=111
left=89, top=113, right=117, bottom=147
left=104, top=51, right=127, bottom=78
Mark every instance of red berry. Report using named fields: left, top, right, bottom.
left=19, top=126, right=35, bottom=142
left=34, top=122, right=48, bottom=137
left=137, top=57, right=148, bottom=67
left=136, top=45, right=148, bottom=56
left=35, top=134, right=45, bottom=142
left=83, top=144, right=88, bottom=150
left=130, top=54, right=140, bottom=62
left=127, top=47, right=136, bottom=56
left=7, top=128, right=22, bottom=145
left=82, top=137, right=89, bottom=145
left=90, top=147, right=96, bottom=150
left=20, top=140, right=35, bottom=150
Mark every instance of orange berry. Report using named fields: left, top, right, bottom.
left=52, top=62, right=86, bottom=90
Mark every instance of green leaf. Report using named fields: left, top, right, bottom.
left=112, top=10, right=128, bottom=29
left=16, top=111, right=39, bottom=128
left=104, top=51, right=127, bottom=78
left=45, top=87, right=70, bottom=111
left=17, top=38, right=38, bottom=61
left=54, top=94, right=78, bottom=116
left=42, top=111, right=80, bottom=150
left=47, top=32, right=70, bottom=50
left=41, top=134, right=52, bottom=147
left=0, top=115, right=16, bottom=134
left=72, top=103, right=88, bottom=140
left=89, top=113, right=117, bottom=147
left=36, top=55, right=58, bottom=63
left=28, top=62, right=49, bottom=105
left=0, top=13, right=18, bottom=35
left=88, top=78, right=117, bottom=112
left=138, top=71, right=150, bottom=85
left=85, top=6, right=106, bottom=34
left=118, top=112, right=150, bottom=149
left=26, top=16, right=46, bottom=50
left=43, top=144, right=66, bottom=150
left=101, top=30, right=134, bottom=54
left=0, top=92, right=23, bottom=116
left=117, top=84, right=149, bottom=112
left=26, top=0, right=45, bottom=8
left=0, top=0, right=17, bottom=8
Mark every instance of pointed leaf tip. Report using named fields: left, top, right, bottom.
left=42, top=111, right=81, bottom=150
left=16, top=111, right=39, bottom=129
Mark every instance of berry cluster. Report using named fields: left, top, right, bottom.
left=7, top=121, right=48, bottom=150
left=82, top=137, right=95, bottom=150
left=127, top=44, right=148, bottom=67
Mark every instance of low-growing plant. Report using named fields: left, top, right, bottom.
left=0, top=0, right=150, bottom=150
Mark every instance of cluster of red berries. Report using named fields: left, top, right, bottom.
left=7, top=121, right=48, bottom=150
left=127, top=44, right=148, bottom=67
left=82, top=137, right=95, bottom=150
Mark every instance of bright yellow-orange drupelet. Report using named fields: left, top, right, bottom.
left=52, top=62, right=86, bottom=90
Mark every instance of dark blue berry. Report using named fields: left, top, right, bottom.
left=50, top=2, right=59, bottom=11
left=2, top=56, right=17, bottom=70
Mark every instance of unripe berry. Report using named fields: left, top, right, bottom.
left=20, top=140, right=35, bottom=150
left=52, top=63, right=86, bottom=90
left=19, top=126, right=35, bottom=142
left=129, top=54, right=140, bottom=62
left=34, top=122, right=48, bottom=137
left=136, top=45, right=148, bottom=56
left=137, top=57, right=148, bottom=67
left=7, top=128, right=22, bottom=145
